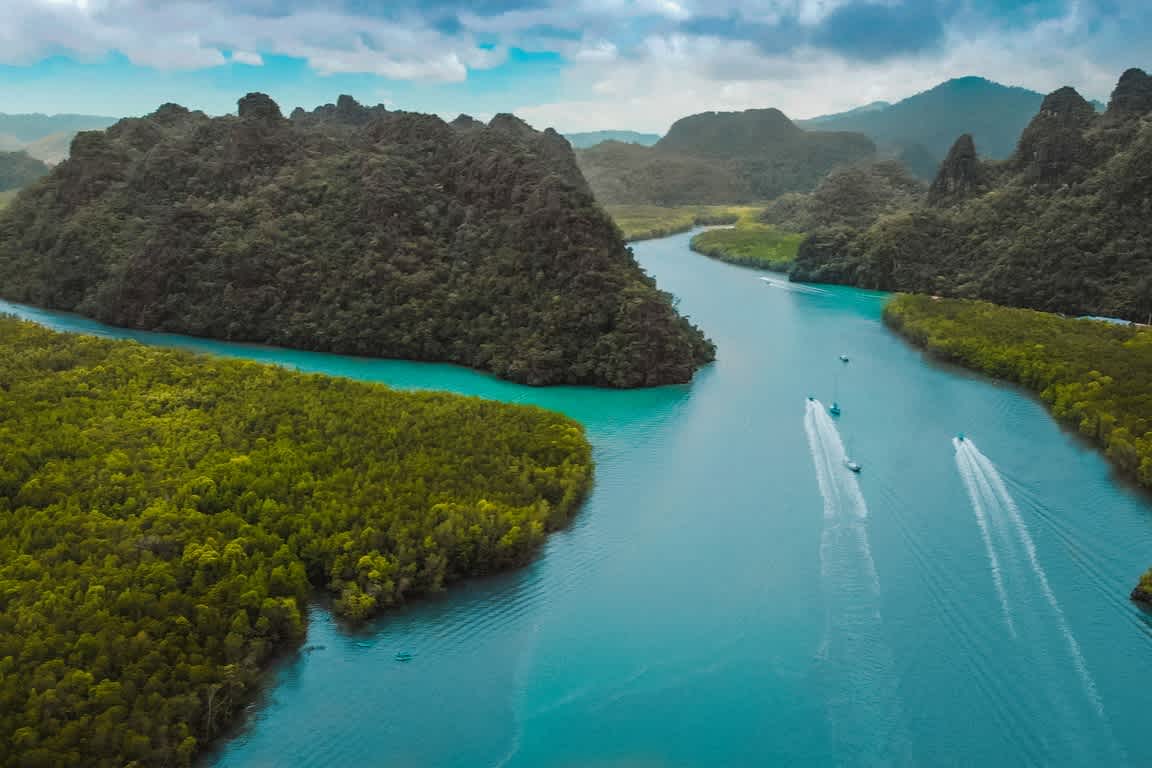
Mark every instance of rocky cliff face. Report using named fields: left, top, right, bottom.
left=928, top=133, right=984, bottom=205
left=1014, top=86, right=1097, bottom=184
left=1106, top=68, right=1152, bottom=118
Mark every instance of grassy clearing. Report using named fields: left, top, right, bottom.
left=689, top=221, right=805, bottom=272
left=0, top=190, right=17, bottom=210
left=606, top=204, right=765, bottom=242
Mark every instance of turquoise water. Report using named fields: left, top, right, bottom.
left=6, top=230, right=1152, bottom=766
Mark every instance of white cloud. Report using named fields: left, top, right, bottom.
left=231, top=50, right=264, bottom=67
left=514, top=4, right=1128, bottom=133
left=0, top=0, right=506, bottom=80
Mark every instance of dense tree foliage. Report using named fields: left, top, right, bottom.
left=0, top=150, right=49, bottom=192
left=0, top=93, right=713, bottom=387
left=0, top=316, right=592, bottom=767
left=576, top=140, right=755, bottom=206
left=883, top=294, right=1152, bottom=605
left=1135, top=569, right=1152, bottom=606
left=761, top=160, right=925, bottom=232
left=575, top=109, right=875, bottom=205
left=689, top=223, right=803, bottom=272
left=792, top=69, right=1152, bottom=323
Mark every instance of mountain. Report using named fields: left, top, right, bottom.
left=0, top=111, right=117, bottom=143
left=801, top=100, right=891, bottom=125
left=575, top=140, right=754, bottom=205
left=0, top=93, right=714, bottom=387
left=0, top=113, right=119, bottom=165
left=0, top=150, right=50, bottom=191
left=564, top=130, right=660, bottom=149
left=797, top=77, right=1104, bottom=163
left=762, top=160, right=925, bottom=232
left=576, top=108, right=875, bottom=205
left=792, top=69, right=1152, bottom=322
left=21, top=131, right=82, bottom=164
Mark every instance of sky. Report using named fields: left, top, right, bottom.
left=0, top=0, right=1147, bottom=132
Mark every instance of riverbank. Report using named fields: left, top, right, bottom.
left=0, top=316, right=593, bottom=768
left=883, top=294, right=1152, bottom=600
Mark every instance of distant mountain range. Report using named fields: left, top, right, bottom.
left=564, top=130, right=660, bottom=149
left=576, top=108, right=875, bottom=205
left=798, top=77, right=1105, bottom=163
left=0, top=112, right=118, bottom=164
left=792, top=68, right=1152, bottom=322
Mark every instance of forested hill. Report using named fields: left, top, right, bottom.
left=575, top=107, right=874, bottom=205
left=0, top=93, right=714, bottom=387
left=0, top=150, right=49, bottom=191
left=797, top=77, right=1054, bottom=163
left=791, top=68, right=1152, bottom=322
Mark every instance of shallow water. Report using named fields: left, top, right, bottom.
left=6, top=229, right=1152, bottom=766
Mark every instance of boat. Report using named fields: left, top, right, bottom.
left=808, top=396, right=815, bottom=402
left=844, top=459, right=862, bottom=473
left=394, top=651, right=414, bottom=662
left=957, top=433, right=965, bottom=442
left=839, top=354, right=850, bottom=363
left=829, top=402, right=841, bottom=417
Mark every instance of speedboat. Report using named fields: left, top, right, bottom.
left=839, top=354, right=850, bottom=363
left=957, top=433, right=965, bottom=442
left=829, top=402, right=841, bottom=417
left=394, top=651, right=414, bottom=662
left=844, top=459, right=862, bottom=473
left=808, top=396, right=815, bottom=402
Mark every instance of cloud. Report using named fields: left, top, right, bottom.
left=0, top=0, right=508, bottom=80
left=231, top=50, right=264, bottom=66
left=811, top=2, right=946, bottom=60
left=1, top=0, right=1147, bottom=124
left=514, top=1, right=1138, bottom=132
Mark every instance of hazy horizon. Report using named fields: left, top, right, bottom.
left=1, top=0, right=1146, bottom=133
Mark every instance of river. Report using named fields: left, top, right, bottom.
left=5, top=229, right=1152, bottom=766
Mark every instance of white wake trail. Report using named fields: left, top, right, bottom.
left=955, top=438, right=1104, bottom=718
left=805, top=400, right=908, bottom=762
left=953, top=438, right=1016, bottom=637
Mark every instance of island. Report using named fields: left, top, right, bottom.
left=0, top=316, right=593, bottom=767
left=0, top=94, right=714, bottom=388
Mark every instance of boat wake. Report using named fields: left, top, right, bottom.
left=949, top=437, right=1130, bottom=768
left=760, top=276, right=830, bottom=296
left=804, top=399, right=909, bottom=762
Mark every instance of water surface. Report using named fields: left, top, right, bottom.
left=6, top=230, right=1152, bottom=766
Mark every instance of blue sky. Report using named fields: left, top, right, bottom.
left=0, top=1, right=1146, bottom=132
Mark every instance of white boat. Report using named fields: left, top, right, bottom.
left=839, top=354, right=850, bottom=363
left=844, top=459, right=862, bottom=473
